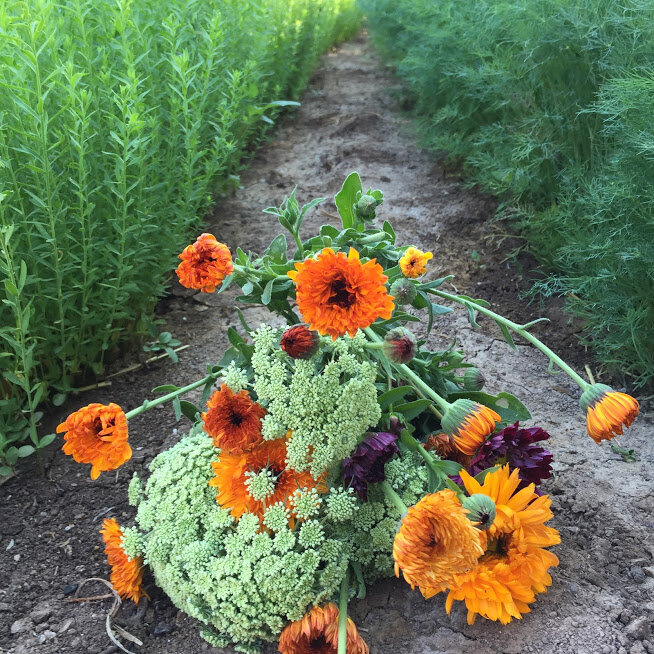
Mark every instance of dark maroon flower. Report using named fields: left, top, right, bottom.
left=468, top=422, right=553, bottom=490
left=280, top=324, right=320, bottom=359
left=382, top=327, right=416, bottom=364
left=343, top=432, right=399, bottom=500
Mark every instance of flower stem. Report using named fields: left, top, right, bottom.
left=363, top=328, right=452, bottom=411
left=429, top=289, right=589, bottom=390
left=400, top=430, right=447, bottom=480
left=380, top=480, right=408, bottom=517
left=125, top=372, right=220, bottom=420
left=337, top=570, right=349, bottom=654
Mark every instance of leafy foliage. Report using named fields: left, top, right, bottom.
left=362, top=0, right=654, bottom=387
left=0, top=0, right=360, bottom=466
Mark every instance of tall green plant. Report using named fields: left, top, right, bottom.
left=0, top=0, right=360, bottom=471
left=362, top=0, right=654, bottom=387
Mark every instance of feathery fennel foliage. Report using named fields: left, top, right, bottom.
left=362, top=0, right=654, bottom=386
left=0, top=0, right=360, bottom=469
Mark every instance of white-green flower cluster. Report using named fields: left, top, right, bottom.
left=222, top=362, right=250, bottom=393
left=244, top=469, right=276, bottom=502
left=130, top=429, right=348, bottom=653
left=252, top=329, right=381, bottom=477
left=290, top=487, right=322, bottom=520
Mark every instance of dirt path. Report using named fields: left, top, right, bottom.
left=2, top=33, right=653, bottom=654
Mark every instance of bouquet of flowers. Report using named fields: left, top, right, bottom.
left=57, top=173, right=640, bottom=653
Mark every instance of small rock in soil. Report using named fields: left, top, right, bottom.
left=626, top=617, right=651, bottom=641
left=62, top=582, right=78, bottom=595
left=631, top=566, right=647, bottom=584
left=11, top=616, right=34, bottom=634
left=151, top=622, right=173, bottom=636
left=29, top=603, right=53, bottom=624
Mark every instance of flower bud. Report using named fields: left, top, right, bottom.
left=390, top=278, right=417, bottom=305
left=461, top=493, right=496, bottom=530
left=382, top=327, right=417, bottom=364
left=355, top=194, right=382, bottom=219
left=280, top=324, right=321, bottom=359
left=388, top=415, right=405, bottom=437
left=463, top=368, right=486, bottom=391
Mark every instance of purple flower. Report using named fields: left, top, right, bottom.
left=468, top=422, right=553, bottom=490
left=343, top=432, right=399, bottom=500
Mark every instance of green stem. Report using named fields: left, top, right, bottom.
left=125, top=372, right=219, bottom=420
left=429, top=289, right=589, bottom=390
left=337, top=570, right=349, bottom=654
left=400, top=430, right=446, bottom=480
left=292, top=231, right=304, bottom=258
left=380, top=480, right=408, bottom=517
left=358, top=232, right=387, bottom=245
left=363, top=328, right=451, bottom=411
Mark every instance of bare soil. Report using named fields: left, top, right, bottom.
left=1, top=33, right=653, bottom=654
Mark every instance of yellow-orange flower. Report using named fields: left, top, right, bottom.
left=278, top=603, right=369, bottom=654
left=581, top=384, right=639, bottom=444
left=399, top=246, right=433, bottom=278
left=57, top=403, right=131, bottom=480
left=437, top=466, right=560, bottom=624
left=202, top=384, right=265, bottom=453
left=393, top=489, right=483, bottom=595
left=442, top=399, right=502, bottom=455
left=288, top=247, right=394, bottom=339
left=176, top=233, right=233, bottom=293
left=100, top=518, right=148, bottom=603
left=209, top=436, right=321, bottom=523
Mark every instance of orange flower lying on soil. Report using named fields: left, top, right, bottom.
left=209, top=436, right=321, bottom=523
left=583, top=386, right=640, bottom=444
left=393, top=489, right=483, bottom=595
left=399, top=246, right=433, bottom=278
left=176, top=233, right=233, bottom=293
left=436, top=466, right=560, bottom=624
left=288, top=247, right=394, bottom=339
left=100, top=518, right=148, bottom=603
left=57, top=403, right=131, bottom=480
left=278, top=603, right=369, bottom=654
left=202, top=384, right=266, bottom=453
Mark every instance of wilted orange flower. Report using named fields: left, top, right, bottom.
left=581, top=384, right=639, bottom=444
left=281, top=324, right=321, bottom=359
left=425, top=433, right=471, bottom=466
left=100, top=518, right=148, bottom=603
left=399, top=246, right=433, bottom=278
left=442, top=399, right=502, bottom=455
left=176, top=233, right=233, bottom=293
left=393, top=489, right=483, bottom=595
left=57, top=403, right=131, bottom=480
left=436, top=466, right=560, bottom=624
left=278, top=603, right=369, bottom=654
left=209, top=436, right=321, bottom=523
left=288, top=247, right=394, bottom=339
left=202, top=384, right=266, bottom=453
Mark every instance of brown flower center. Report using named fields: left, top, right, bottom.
left=299, top=634, right=335, bottom=654
left=327, top=277, right=355, bottom=309
left=229, top=411, right=244, bottom=427
left=482, top=533, right=511, bottom=560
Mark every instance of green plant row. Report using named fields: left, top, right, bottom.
left=0, top=0, right=360, bottom=471
left=360, top=0, right=654, bottom=387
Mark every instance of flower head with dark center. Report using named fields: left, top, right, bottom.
left=278, top=603, right=369, bottom=654
left=399, top=246, right=433, bottom=278
left=175, top=233, right=233, bottom=293
left=57, top=403, right=131, bottom=479
left=343, top=431, right=399, bottom=500
left=468, top=422, right=553, bottom=490
left=287, top=247, right=394, bottom=340
left=202, top=384, right=266, bottom=453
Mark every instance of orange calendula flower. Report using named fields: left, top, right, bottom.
left=278, top=603, right=369, bottom=654
left=441, top=399, right=502, bottom=455
left=202, top=384, right=266, bottom=453
left=393, top=489, right=483, bottom=595
left=435, top=466, right=560, bottom=625
left=580, top=383, right=639, bottom=444
left=57, top=403, right=131, bottom=480
left=209, top=436, right=321, bottom=523
left=176, top=233, right=233, bottom=293
left=100, top=518, right=148, bottom=603
left=288, top=247, right=394, bottom=340
left=399, top=246, right=433, bottom=278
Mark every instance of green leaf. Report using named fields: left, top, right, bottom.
left=152, top=384, right=180, bottom=393
left=420, top=275, right=454, bottom=290
left=52, top=393, right=67, bottom=406
left=0, top=465, right=13, bottom=476
left=334, top=172, right=362, bottom=229
left=264, top=234, right=287, bottom=263
left=474, top=465, right=500, bottom=484
left=393, top=399, right=433, bottom=420
left=261, top=279, right=274, bottom=305
left=241, top=281, right=254, bottom=296
left=4, top=279, right=18, bottom=296
left=496, top=321, right=517, bottom=350
left=179, top=400, right=201, bottom=423
left=377, top=385, right=415, bottom=410
left=432, top=459, right=463, bottom=476
left=172, top=396, right=182, bottom=421
left=447, top=391, right=531, bottom=424
left=37, top=433, right=56, bottom=448
left=17, top=445, right=35, bottom=457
